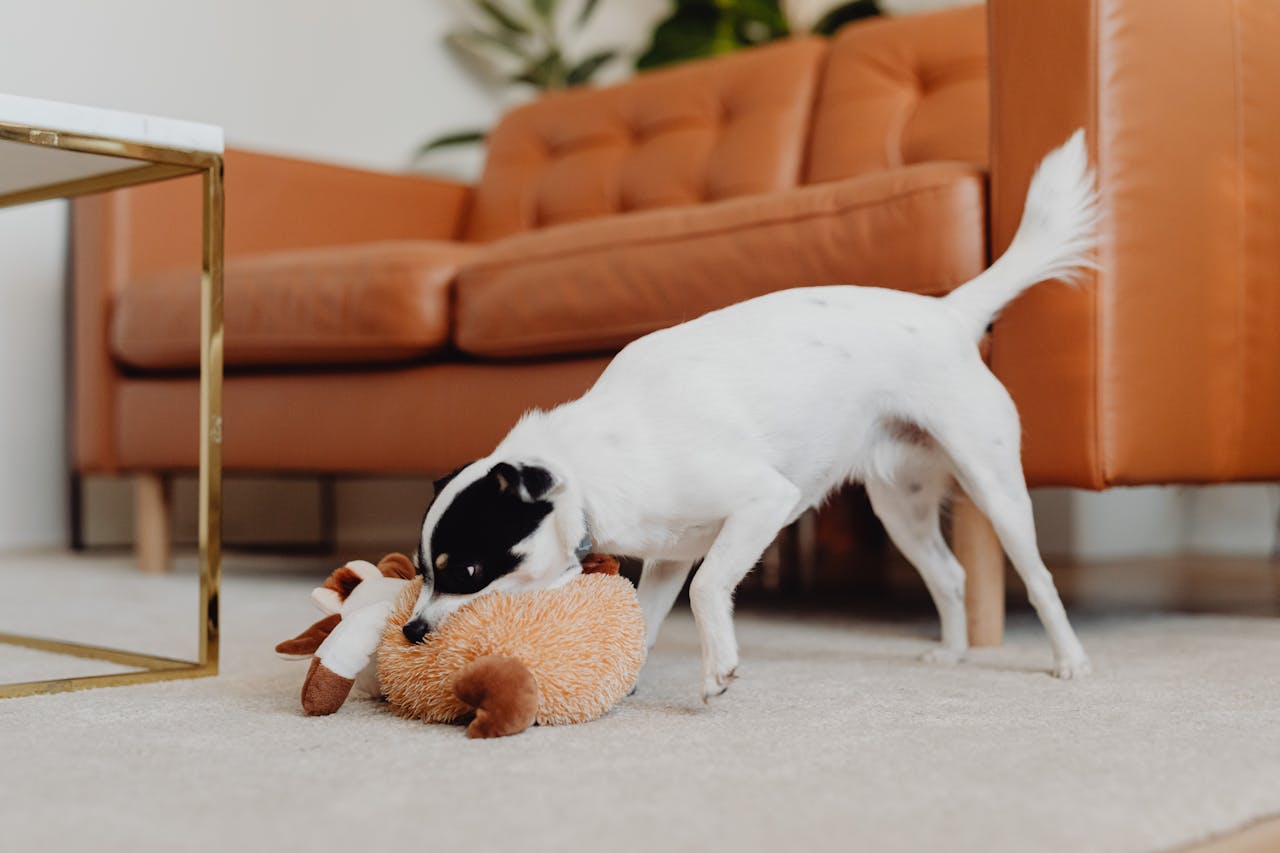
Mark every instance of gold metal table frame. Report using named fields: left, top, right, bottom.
left=0, top=117, right=222, bottom=699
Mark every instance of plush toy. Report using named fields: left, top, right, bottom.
left=276, top=553, right=645, bottom=738
left=275, top=553, right=418, bottom=712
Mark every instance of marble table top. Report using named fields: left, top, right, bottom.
left=0, top=93, right=224, bottom=201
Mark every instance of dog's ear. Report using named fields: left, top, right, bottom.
left=490, top=461, right=561, bottom=502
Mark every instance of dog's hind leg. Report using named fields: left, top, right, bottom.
left=690, top=471, right=800, bottom=702
left=930, top=369, right=1091, bottom=679
left=637, top=558, right=694, bottom=650
left=865, top=456, right=968, bottom=664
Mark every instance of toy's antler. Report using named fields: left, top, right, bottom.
left=275, top=613, right=341, bottom=658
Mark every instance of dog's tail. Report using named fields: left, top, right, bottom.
left=945, top=129, right=1099, bottom=340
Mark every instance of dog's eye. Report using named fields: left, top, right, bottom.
left=432, top=559, right=490, bottom=595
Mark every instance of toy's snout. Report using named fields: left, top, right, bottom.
left=402, top=618, right=431, bottom=644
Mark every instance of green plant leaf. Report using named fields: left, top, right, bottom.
left=811, top=0, right=880, bottom=36
left=636, top=0, right=721, bottom=70
left=636, top=0, right=793, bottom=70
left=415, top=130, right=488, bottom=160
left=514, top=49, right=569, bottom=88
left=566, top=49, right=617, bottom=85
left=446, top=28, right=531, bottom=64
left=729, top=0, right=789, bottom=45
left=532, top=0, right=557, bottom=20
left=476, top=0, right=529, bottom=34
left=576, top=0, right=603, bottom=28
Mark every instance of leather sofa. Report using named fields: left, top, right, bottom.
left=72, top=2, right=1280, bottom=643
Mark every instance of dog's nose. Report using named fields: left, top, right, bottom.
left=402, top=618, right=430, bottom=644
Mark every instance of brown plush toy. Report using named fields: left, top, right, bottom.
left=276, top=554, right=644, bottom=739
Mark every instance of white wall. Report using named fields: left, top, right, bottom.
left=1033, top=485, right=1278, bottom=561
left=0, top=0, right=664, bottom=551
left=0, top=0, right=507, bottom=170
left=0, top=0, right=1274, bottom=558
left=0, top=0, right=498, bottom=549
left=0, top=200, right=68, bottom=547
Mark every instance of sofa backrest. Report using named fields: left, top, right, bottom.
left=465, top=5, right=989, bottom=242
left=805, top=4, right=988, bottom=184
left=465, top=37, right=827, bottom=242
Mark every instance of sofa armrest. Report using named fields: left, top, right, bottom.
left=987, top=0, right=1280, bottom=487
left=72, top=150, right=473, bottom=473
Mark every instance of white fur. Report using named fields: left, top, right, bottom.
left=310, top=559, right=382, bottom=614
left=416, top=132, right=1097, bottom=698
left=314, top=574, right=410, bottom=693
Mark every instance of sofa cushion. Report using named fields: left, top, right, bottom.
left=466, top=37, right=827, bottom=242
left=111, top=241, right=474, bottom=370
left=807, top=5, right=988, bottom=184
left=454, top=161, right=986, bottom=359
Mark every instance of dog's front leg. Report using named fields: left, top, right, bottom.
left=690, top=474, right=800, bottom=702
left=637, top=558, right=695, bottom=651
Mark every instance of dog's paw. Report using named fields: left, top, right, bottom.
left=1052, top=655, right=1092, bottom=680
left=701, top=666, right=738, bottom=703
left=921, top=646, right=967, bottom=665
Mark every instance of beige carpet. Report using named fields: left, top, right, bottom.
left=2, top=552, right=1278, bottom=853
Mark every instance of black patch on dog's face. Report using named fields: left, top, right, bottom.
left=415, top=463, right=473, bottom=586
left=427, top=462, right=555, bottom=596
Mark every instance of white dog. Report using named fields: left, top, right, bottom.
left=405, top=131, right=1097, bottom=699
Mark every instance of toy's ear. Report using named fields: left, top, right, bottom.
left=312, top=588, right=343, bottom=614
left=377, top=553, right=416, bottom=580
left=324, top=566, right=365, bottom=599
left=312, top=560, right=380, bottom=613
left=491, top=461, right=562, bottom=502
left=275, top=614, right=342, bottom=658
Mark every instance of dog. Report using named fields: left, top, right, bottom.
left=404, top=131, right=1097, bottom=700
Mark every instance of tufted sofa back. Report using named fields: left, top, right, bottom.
left=806, top=4, right=988, bottom=184
left=465, top=37, right=827, bottom=242
left=465, top=5, right=989, bottom=242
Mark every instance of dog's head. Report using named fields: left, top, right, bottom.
left=402, top=458, right=586, bottom=643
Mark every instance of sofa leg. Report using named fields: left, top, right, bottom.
left=952, top=491, right=1005, bottom=647
left=134, top=473, right=173, bottom=574
left=69, top=473, right=86, bottom=551
left=318, top=474, right=338, bottom=555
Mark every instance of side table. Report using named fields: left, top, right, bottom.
left=0, top=93, right=223, bottom=697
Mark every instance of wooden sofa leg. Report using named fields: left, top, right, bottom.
left=134, top=473, right=173, bottom=574
left=69, top=473, right=86, bottom=551
left=952, top=492, right=1005, bottom=647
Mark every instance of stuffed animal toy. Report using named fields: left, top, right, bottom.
left=275, top=553, right=417, bottom=711
left=276, top=553, right=645, bottom=738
